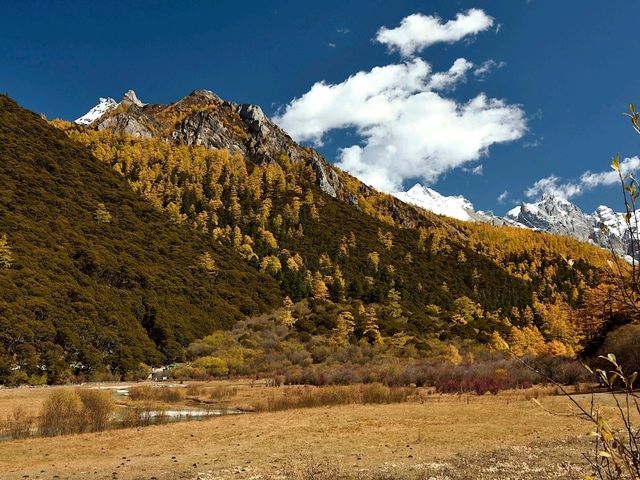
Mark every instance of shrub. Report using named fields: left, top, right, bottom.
left=598, top=324, right=640, bottom=375
left=127, top=362, right=152, bottom=381
left=121, top=402, right=163, bottom=428
left=128, top=385, right=185, bottom=403
left=253, top=384, right=411, bottom=412
left=170, top=365, right=208, bottom=380
left=192, top=356, right=229, bottom=377
left=360, top=383, right=411, bottom=404
left=77, top=389, right=114, bottom=432
left=39, top=389, right=85, bottom=436
left=185, top=383, right=203, bottom=396
left=207, top=385, right=238, bottom=401
left=2, top=406, right=35, bottom=439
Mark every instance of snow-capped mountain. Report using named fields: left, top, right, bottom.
left=394, top=184, right=476, bottom=221
left=505, top=195, right=592, bottom=241
left=506, top=196, right=639, bottom=258
left=75, top=97, right=118, bottom=125
left=394, top=184, right=637, bottom=258
left=394, top=183, right=520, bottom=225
left=74, top=91, right=146, bottom=126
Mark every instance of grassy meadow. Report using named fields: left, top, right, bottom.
left=0, top=380, right=624, bottom=480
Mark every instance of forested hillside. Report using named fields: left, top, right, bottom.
left=0, top=92, right=618, bottom=385
left=0, top=95, right=280, bottom=384
left=50, top=91, right=615, bottom=368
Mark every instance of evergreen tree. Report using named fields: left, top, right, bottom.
left=312, top=271, right=329, bottom=300
left=278, top=296, right=296, bottom=328
left=0, top=234, right=13, bottom=269
left=332, top=310, right=355, bottom=348
left=94, top=203, right=112, bottom=223
left=362, top=306, right=383, bottom=345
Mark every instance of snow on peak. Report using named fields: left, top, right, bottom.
left=394, top=183, right=474, bottom=221
left=504, top=195, right=591, bottom=239
left=589, top=205, right=632, bottom=238
left=75, top=97, right=118, bottom=125
left=506, top=205, right=522, bottom=218
left=121, top=90, right=145, bottom=107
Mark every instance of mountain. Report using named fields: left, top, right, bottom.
left=506, top=196, right=636, bottom=259
left=589, top=205, right=635, bottom=258
left=394, top=182, right=635, bottom=259
left=393, top=183, right=516, bottom=225
left=505, top=195, right=593, bottom=240
left=393, top=184, right=476, bottom=221
left=1, top=88, right=610, bottom=383
left=75, top=97, right=118, bottom=125
left=66, top=94, right=609, bottom=287
left=76, top=89, right=347, bottom=201
left=0, top=95, right=280, bottom=384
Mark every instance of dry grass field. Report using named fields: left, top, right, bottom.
left=0, top=381, right=616, bottom=480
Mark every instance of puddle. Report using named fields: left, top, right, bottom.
left=142, top=408, right=242, bottom=418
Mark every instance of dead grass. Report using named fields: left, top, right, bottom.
left=207, top=384, right=238, bottom=401
left=0, top=385, right=50, bottom=417
left=253, top=383, right=412, bottom=412
left=128, top=385, right=186, bottom=403
left=0, top=406, right=34, bottom=440
left=0, top=385, right=611, bottom=480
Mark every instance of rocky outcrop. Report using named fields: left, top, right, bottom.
left=238, top=104, right=269, bottom=137
left=306, top=151, right=339, bottom=198
left=90, top=90, right=156, bottom=137
left=121, top=89, right=145, bottom=107
left=506, top=195, right=593, bottom=241
left=171, top=111, right=244, bottom=154
left=96, top=114, right=154, bottom=138
left=77, top=90, right=347, bottom=200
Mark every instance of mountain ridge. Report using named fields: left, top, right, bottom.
left=1, top=88, right=606, bottom=383
left=78, top=92, right=635, bottom=261
left=72, top=90, right=618, bottom=267
left=76, top=89, right=350, bottom=202
left=391, top=182, right=636, bottom=259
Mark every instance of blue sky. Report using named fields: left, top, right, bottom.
left=2, top=0, right=640, bottom=214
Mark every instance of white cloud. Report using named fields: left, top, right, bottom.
left=337, top=28, right=350, bottom=34
left=497, top=190, right=509, bottom=203
left=525, top=175, right=582, bottom=199
left=463, top=164, right=483, bottom=175
left=525, top=157, right=640, bottom=200
left=275, top=59, right=431, bottom=147
left=274, top=9, right=525, bottom=193
left=473, top=59, right=506, bottom=80
left=522, top=136, right=543, bottom=148
left=328, top=43, right=337, bottom=48
left=427, top=58, right=474, bottom=90
left=376, top=9, right=494, bottom=57
left=275, top=58, right=525, bottom=192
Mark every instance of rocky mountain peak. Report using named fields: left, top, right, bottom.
left=506, top=195, right=592, bottom=240
left=393, top=184, right=637, bottom=259
left=74, top=89, right=348, bottom=201
left=187, top=89, right=223, bottom=103
left=74, top=97, right=118, bottom=125
left=121, top=89, right=145, bottom=107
